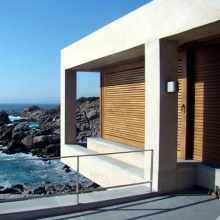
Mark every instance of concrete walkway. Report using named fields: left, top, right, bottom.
left=0, top=187, right=219, bottom=220
left=41, top=188, right=220, bottom=220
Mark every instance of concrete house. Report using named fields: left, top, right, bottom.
left=61, top=0, right=220, bottom=194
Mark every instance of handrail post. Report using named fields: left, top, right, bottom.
left=76, top=156, right=79, bottom=205
left=150, top=149, right=153, bottom=192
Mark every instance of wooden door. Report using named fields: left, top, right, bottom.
left=193, top=43, right=220, bottom=165
left=177, top=51, right=188, bottom=159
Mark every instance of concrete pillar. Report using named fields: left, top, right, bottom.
left=145, top=39, right=178, bottom=193
left=61, top=69, right=77, bottom=145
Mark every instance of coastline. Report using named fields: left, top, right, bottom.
left=0, top=99, right=100, bottom=199
left=0, top=103, right=59, bottom=114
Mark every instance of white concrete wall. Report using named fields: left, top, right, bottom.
left=62, top=144, right=145, bottom=187
left=197, top=165, right=220, bottom=192
left=87, top=138, right=145, bottom=169
left=61, top=0, right=220, bottom=70
left=145, top=39, right=178, bottom=193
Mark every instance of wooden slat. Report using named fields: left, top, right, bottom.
left=193, top=44, right=220, bottom=165
left=177, top=51, right=188, bottom=159
left=101, top=60, right=145, bottom=149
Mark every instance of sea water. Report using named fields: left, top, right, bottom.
left=0, top=151, right=88, bottom=188
left=0, top=103, right=58, bottom=113
left=0, top=103, right=89, bottom=188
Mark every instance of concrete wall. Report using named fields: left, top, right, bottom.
left=62, top=144, right=145, bottom=187
left=197, top=165, right=220, bottom=192
left=61, top=0, right=220, bottom=70
left=176, top=162, right=197, bottom=191
left=145, top=39, right=178, bottom=193
left=87, top=138, right=145, bottom=169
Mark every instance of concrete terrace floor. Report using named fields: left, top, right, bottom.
left=1, top=187, right=220, bottom=220
left=41, top=189, right=220, bottom=220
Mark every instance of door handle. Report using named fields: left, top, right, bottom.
left=181, top=104, right=185, bottom=113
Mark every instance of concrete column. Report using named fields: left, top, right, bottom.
left=61, top=69, right=77, bottom=145
left=145, top=39, right=178, bottom=193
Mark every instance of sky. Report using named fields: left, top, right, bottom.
left=0, top=0, right=150, bottom=104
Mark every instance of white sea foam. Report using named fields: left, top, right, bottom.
left=9, top=115, right=27, bottom=122
left=9, top=115, right=40, bottom=128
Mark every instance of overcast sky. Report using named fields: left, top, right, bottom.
left=0, top=0, right=150, bottom=104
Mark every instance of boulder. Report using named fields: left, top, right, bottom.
left=4, top=140, right=27, bottom=154
left=0, top=110, right=10, bottom=126
left=0, top=185, right=24, bottom=194
left=33, top=186, right=47, bottom=195
left=86, top=109, right=98, bottom=120
left=13, top=123, right=30, bottom=132
left=21, top=134, right=34, bottom=148
left=20, top=105, right=60, bottom=132
left=44, top=143, right=60, bottom=156
left=62, top=165, right=71, bottom=173
left=33, top=134, right=60, bottom=148
left=0, top=124, right=15, bottom=141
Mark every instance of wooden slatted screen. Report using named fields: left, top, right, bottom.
left=194, top=44, right=220, bottom=165
left=101, top=60, right=145, bottom=149
left=177, top=52, right=188, bottom=159
left=177, top=57, right=182, bottom=158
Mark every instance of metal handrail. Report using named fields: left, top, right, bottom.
left=0, top=149, right=154, bottom=205
left=0, top=149, right=153, bottom=163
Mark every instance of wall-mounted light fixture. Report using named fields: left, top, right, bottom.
left=166, top=81, right=178, bottom=93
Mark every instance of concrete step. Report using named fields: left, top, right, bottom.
left=61, top=144, right=145, bottom=187
left=87, top=138, right=145, bottom=169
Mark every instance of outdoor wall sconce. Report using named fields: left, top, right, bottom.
left=166, top=81, right=178, bottom=93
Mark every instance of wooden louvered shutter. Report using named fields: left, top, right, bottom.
left=193, top=44, right=220, bottom=165
left=177, top=52, right=188, bottom=159
left=101, top=60, right=145, bottom=149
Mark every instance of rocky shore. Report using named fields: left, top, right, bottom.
left=0, top=97, right=100, bottom=198
left=0, top=181, right=99, bottom=200
left=0, top=98, right=100, bottom=157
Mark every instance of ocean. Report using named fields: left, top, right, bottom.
left=0, top=102, right=85, bottom=188
left=0, top=151, right=81, bottom=188
left=0, top=103, right=58, bottom=113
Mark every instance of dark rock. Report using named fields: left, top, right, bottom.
left=0, top=124, right=15, bottom=141
left=76, top=99, right=100, bottom=142
left=33, top=186, right=47, bottom=194
left=0, top=110, right=10, bottom=126
left=44, top=144, right=60, bottom=156
left=43, top=181, right=51, bottom=185
left=13, top=123, right=30, bottom=132
left=12, top=130, right=29, bottom=140
left=21, top=105, right=41, bottom=114
left=62, top=164, right=72, bottom=173
left=21, top=134, right=33, bottom=148
left=0, top=98, right=100, bottom=157
left=0, top=185, right=23, bottom=194
left=86, top=109, right=98, bottom=120
left=13, top=184, right=24, bottom=190
left=20, top=105, right=60, bottom=132
left=30, top=148, right=43, bottom=157
left=4, top=140, right=27, bottom=154
left=33, top=134, right=60, bottom=148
